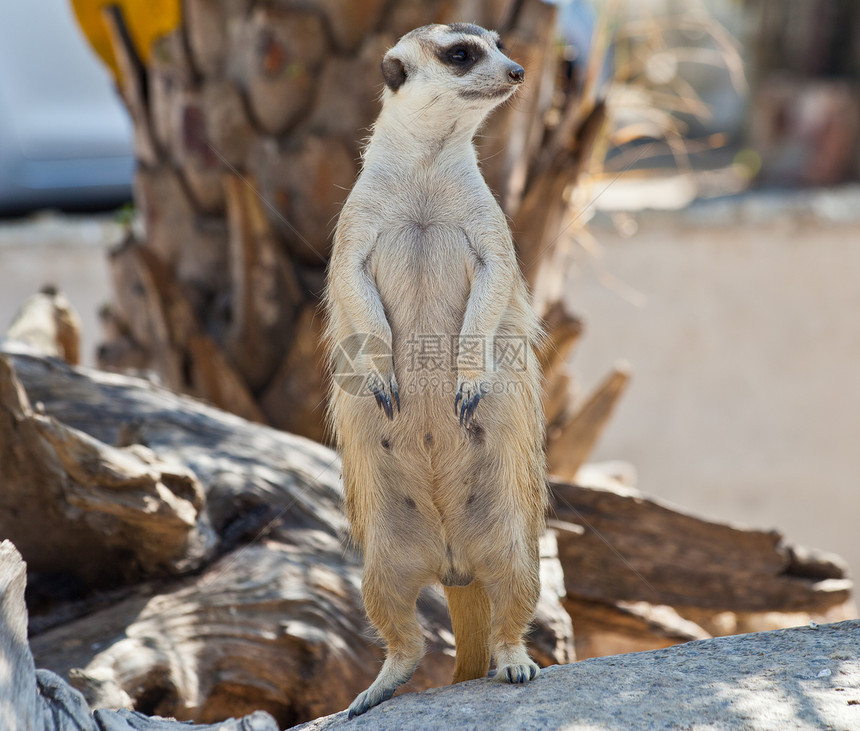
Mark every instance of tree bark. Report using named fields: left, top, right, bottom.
left=85, top=0, right=622, bottom=474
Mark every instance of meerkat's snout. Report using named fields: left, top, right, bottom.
left=508, top=63, right=525, bottom=84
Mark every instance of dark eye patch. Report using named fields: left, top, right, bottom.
left=436, top=41, right=484, bottom=75
left=495, top=38, right=505, bottom=52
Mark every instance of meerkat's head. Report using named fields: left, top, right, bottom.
left=380, top=24, right=524, bottom=116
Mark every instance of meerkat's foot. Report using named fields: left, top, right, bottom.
left=347, top=668, right=409, bottom=719
left=493, top=645, right=540, bottom=684
left=366, top=370, right=400, bottom=420
left=454, top=378, right=488, bottom=426
left=348, top=683, right=397, bottom=719
left=347, top=645, right=420, bottom=718
left=495, top=660, right=539, bottom=684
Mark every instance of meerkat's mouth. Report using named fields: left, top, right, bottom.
left=458, top=85, right=518, bottom=100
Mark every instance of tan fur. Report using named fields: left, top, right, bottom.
left=324, top=23, right=547, bottom=718
left=444, top=581, right=492, bottom=683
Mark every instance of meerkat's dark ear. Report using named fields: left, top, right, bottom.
left=381, top=55, right=407, bottom=92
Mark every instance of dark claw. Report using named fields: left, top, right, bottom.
left=456, top=384, right=485, bottom=427
left=458, top=393, right=481, bottom=428
left=348, top=709, right=356, bottom=720
left=506, top=667, right=514, bottom=683
left=370, top=382, right=397, bottom=420
left=529, top=665, right=538, bottom=680
left=468, top=393, right=481, bottom=426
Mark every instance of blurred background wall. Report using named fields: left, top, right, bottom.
left=570, top=192, right=860, bottom=583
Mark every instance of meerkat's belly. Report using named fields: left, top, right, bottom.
left=373, top=221, right=471, bottom=402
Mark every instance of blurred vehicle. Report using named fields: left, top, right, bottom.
left=0, top=0, right=134, bottom=214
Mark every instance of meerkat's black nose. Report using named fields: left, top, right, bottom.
left=508, top=64, right=525, bottom=84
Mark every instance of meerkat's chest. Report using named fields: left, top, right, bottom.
left=372, top=184, right=475, bottom=260
left=373, top=219, right=469, bottom=283
left=372, top=219, right=472, bottom=340
left=393, top=178, right=474, bottom=228
left=354, top=164, right=492, bottom=292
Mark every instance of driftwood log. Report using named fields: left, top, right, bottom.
left=0, top=345, right=571, bottom=727
left=0, top=539, right=280, bottom=731
left=549, top=472, right=855, bottom=659
left=1, top=339, right=854, bottom=726
left=552, top=480, right=852, bottom=613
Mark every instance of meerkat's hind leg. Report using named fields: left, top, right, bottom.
left=483, top=549, right=542, bottom=685
left=348, top=565, right=426, bottom=718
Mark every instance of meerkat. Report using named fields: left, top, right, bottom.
left=324, top=23, right=547, bottom=718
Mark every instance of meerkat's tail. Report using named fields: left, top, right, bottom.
left=444, top=580, right=492, bottom=683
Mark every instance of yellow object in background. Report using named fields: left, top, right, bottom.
left=70, top=0, right=181, bottom=81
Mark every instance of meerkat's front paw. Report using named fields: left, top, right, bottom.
left=366, top=369, right=399, bottom=420
left=454, top=376, right=488, bottom=427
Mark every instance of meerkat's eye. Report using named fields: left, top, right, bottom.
left=438, top=42, right=482, bottom=72
left=496, top=39, right=506, bottom=52
left=448, top=46, right=470, bottom=64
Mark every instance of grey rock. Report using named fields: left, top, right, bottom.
left=293, top=620, right=860, bottom=730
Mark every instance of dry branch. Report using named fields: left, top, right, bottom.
left=6, top=288, right=82, bottom=366
left=546, top=364, right=631, bottom=481
left=550, top=479, right=853, bottom=613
